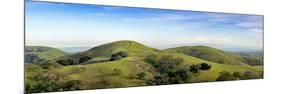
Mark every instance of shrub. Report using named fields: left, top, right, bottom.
left=136, top=72, right=146, bottom=80
left=109, top=51, right=129, bottom=61
left=200, top=63, right=211, bottom=70
left=144, top=55, right=192, bottom=85
left=112, top=68, right=123, bottom=76
left=168, top=69, right=190, bottom=84
left=119, top=51, right=129, bottom=57
left=27, top=71, right=68, bottom=93
left=99, top=76, right=112, bottom=87
left=216, top=71, right=238, bottom=81
left=233, top=72, right=242, bottom=78
left=110, top=53, right=122, bottom=61
left=189, top=65, right=200, bottom=73
left=144, top=54, right=157, bottom=65
left=241, top=71, right=259, bottom=79
left=63, top=80, right=87, bottom=90
left=25, top=53, right=39, bottom=63
left=79, top=56, right=91, bottom=63
left=71, top=67, right=86, bottom=74
left=38, top=62, right=62, bottom=69
left=155, top=55, right=183, bottom=73
left=153, top=75, right=170, bottom=85
left=56, top=59, right=74, bottom=66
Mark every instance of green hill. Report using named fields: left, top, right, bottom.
left=59, top=40, right=161, bottom=64
left=25, top=41, right=263, bottom=93
left=165, top=46, right=248, bottom=66
left=25, top=46, right=67, bottom=63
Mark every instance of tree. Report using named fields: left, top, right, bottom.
left=200, top=63, right=211, bottom=70
left=109, top=51, right=129, bottom=61
left=168, top=69, right=190, bottom=84
left=118, top=51, right=129, bottom=57
left=109, top=53, right=122, bottom=61
left=189, top=65, right=200, bottom=73
left=56, top=59, right=74, bottom=66
left=79, top=56, right=91, bottom=63
left=155, top=55, right=183, bottom=73
left=233, top=72, right=242, bottom=78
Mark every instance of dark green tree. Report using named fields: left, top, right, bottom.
left=118, top=51, right=129, bottom=57
left=200, top=63, right=211, bottom=70
left=79, top=56, right=91, bottom=63
left=189, top=65, right=200, bottom=73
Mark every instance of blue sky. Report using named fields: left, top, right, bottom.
left=26, top=1, right=263, bottom=49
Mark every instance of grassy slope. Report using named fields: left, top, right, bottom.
left=26, top=41, right=263, bottom=90
left=60, top=40, right=160, bottom=63
left=165, top=46, right=248, bottom=66
left=58, top=57, right=154, bottom=88
left=55, top=41, right=262, bottom=87
left=26, top=46, right=67, bottom=60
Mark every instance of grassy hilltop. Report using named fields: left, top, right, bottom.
left=165, top=46, right=248, bottom=66
left=25, top=40, right=263, bottom=93
left=25, top=46, right=67, bottom=64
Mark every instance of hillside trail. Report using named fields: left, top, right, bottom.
left=127, top=41, right=132, bottom=50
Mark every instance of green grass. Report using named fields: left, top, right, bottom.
left=56, top=50, right=262, bottom=85
left=165, top=46, right=248, bottom=66
left=60, top=40, right=161, bottom=64
left=25, top=40, right=263, bottom=92
left=57, top=56, right=155, bottom=88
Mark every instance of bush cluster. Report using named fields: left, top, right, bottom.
left=216, top=71, right=261, bottom=81
left=109, top=51, right=129, bottom=61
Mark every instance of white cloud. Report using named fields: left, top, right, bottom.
left=123, top=14, right=191, bottom=22
left=235, top=16, right=263, bottom=30
left=248, top=28, right=263, bottom=33
left=236, top=22, right=259, bottom=28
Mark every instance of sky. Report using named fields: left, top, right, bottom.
left=25, top=1, right=263, bottom=50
